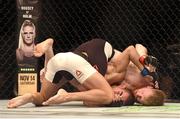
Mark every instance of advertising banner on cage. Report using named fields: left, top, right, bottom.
left=16, top=0, right=41, bottom=95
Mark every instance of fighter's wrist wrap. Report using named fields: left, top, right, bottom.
left=139, top=55, right=146, bottom=65
left=150, top=72, right=159, bottom=82
left=141, top=67, right=149, bottom=76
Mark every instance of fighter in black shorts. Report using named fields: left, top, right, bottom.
left=46, top=38, right=115, bottom=84
left=73, top=38, right=114, bottom=76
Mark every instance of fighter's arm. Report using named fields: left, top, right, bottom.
left=104, top=49, right=127, bottom=85
left=105, top=72, right=126, bottom=85
left=127, top=42, right=149, bottom=68
left=135, top=44, right=159, bottom=88
left=135, top=44, right=158, bottom=68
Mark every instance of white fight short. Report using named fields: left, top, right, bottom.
left=45, top=52, right=97, bottom=84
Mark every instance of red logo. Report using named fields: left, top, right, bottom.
left=76, top=70, right=82, bottom=78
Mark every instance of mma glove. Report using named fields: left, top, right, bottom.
left=139, top=55, right=158, bottom=67
left=140, top=55, right=159, bottom=82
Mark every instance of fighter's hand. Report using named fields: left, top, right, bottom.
left=145, top=64, right=156, bottom=73
left=141, top=55, right=160, bottom=83
left=144, top=55, right=158, bottom=68
left=107, top=92, right=123, bottom=107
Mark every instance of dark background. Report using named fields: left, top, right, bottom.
left=1, top=0, right=180, bottom=100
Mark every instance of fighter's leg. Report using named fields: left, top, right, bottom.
left=7, top=78, right=60, bottom=108
left=43, top=82, right=125, bottom=107
left=34, top=38, right=55, bottom=83
left=80, top=72, right=114, bottom=104
left=69, top=79, right=88, bottom=91
left=43, top=71, right=114, bottom=106
left=7, top=93, right=33, bottom=108
left=8, top=39, right=75, bottom=108
left=42, top=88, right=69, bottom=105
left=34, top=38, right=54, bottom=58
left=43, top=52, right=114, bottom=106
left=42, top=89, right=100, bottom=107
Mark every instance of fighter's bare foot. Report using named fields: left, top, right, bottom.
left=34, top=38, right=54, bottom=57
left=42, top=89, right=68, bottom=105
left=7, top=93, right=32, bottom=108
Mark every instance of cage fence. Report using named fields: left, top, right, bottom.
left=1, top=0, right=180, bottom=101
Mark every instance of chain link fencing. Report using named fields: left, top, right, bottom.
left=1, top=0, right=180, bottom=101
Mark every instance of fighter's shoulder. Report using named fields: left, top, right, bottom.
left=114, top=49, right=122, bottom=54
left=112, top=49, right=122, bottom=61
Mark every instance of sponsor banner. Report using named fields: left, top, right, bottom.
left=18, top=73, right=37, bottom=95
left=16, top=0, right=41, bottom=95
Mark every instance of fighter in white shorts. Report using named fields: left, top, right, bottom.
left=7, top=38, right=151, bottom=108
left=45, top=52, right=97, bottom=84
left=41, top=39, right=161, bottom=106
left=7, top=38, right=120, bottom=108
left=49, top=38, right=114, bottom=84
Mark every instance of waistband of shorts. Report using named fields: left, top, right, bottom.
left=108, top=49, right=115, bottom=62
